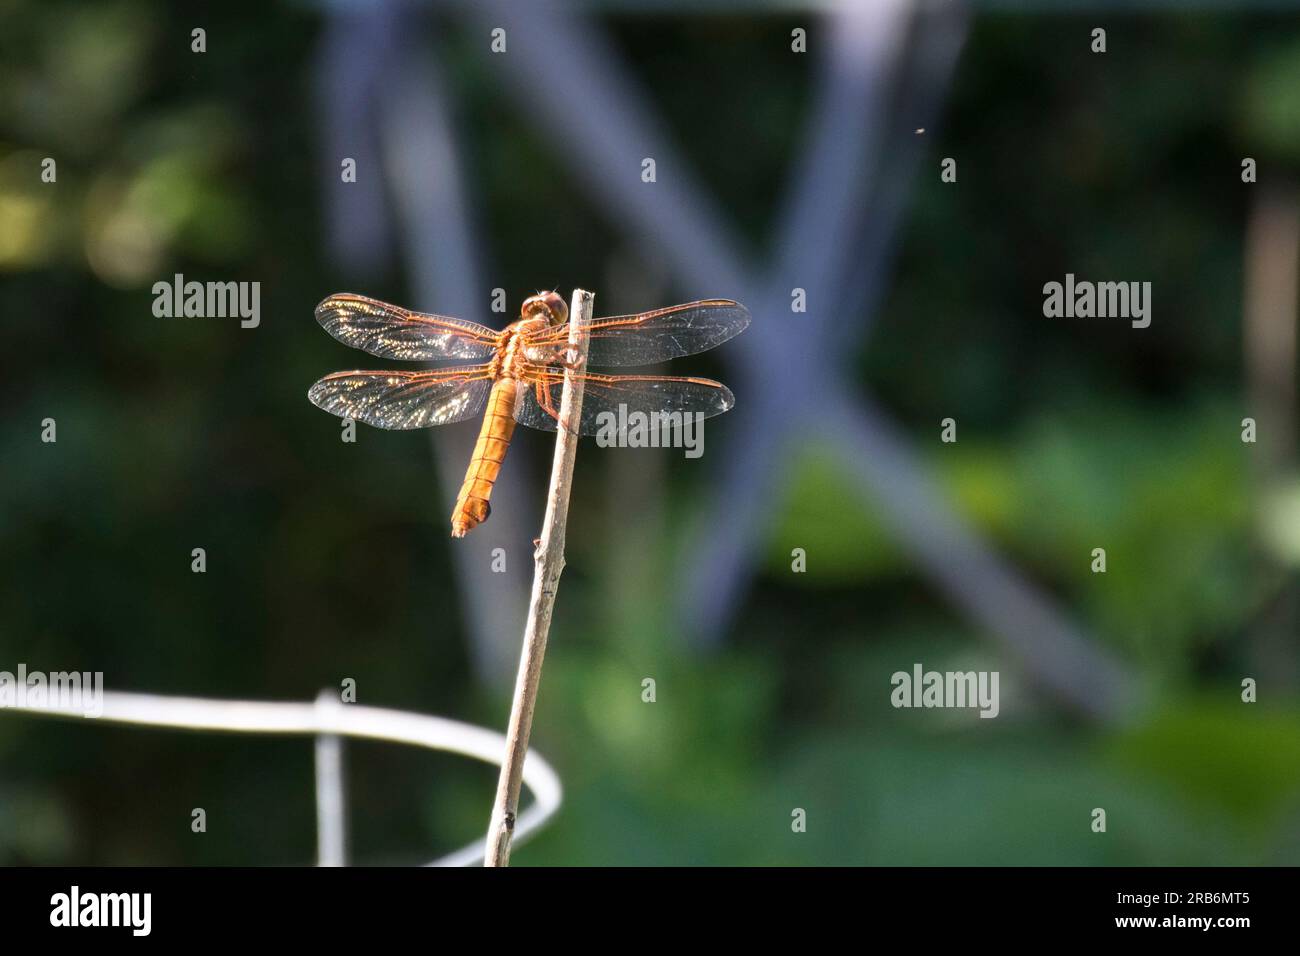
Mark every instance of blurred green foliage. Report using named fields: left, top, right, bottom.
left=1, top=3, right=1298, bottom=865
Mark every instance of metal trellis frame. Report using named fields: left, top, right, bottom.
left=3, top=690, right=562, bottom=867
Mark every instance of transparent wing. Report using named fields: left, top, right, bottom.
left=513, top=369, right=735, bottom=437
left=308, top=367, right=492, bottom=430
left=520, top=299, right=750, bottom=367
left=316, top=293, right=499, bottom=361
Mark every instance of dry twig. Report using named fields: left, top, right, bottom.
left=484, top=288, right=593, bottom=866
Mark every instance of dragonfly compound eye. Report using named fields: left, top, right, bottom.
left=521, top=291, right=569, bottom=326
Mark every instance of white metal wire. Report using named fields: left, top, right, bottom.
left=314, top=690, right=348, bottom=866
left=3, top=689, right=563, bottom=867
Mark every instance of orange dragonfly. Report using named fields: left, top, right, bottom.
left=308, top=292, right=750, bottom=537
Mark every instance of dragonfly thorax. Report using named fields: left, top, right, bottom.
left=496, top=317, right=556, bottom=377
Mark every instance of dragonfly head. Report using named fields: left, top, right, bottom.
left=521, top=291, right=569, bottom=326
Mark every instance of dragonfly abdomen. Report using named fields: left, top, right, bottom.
left=450, top=377, right=520, bottom=537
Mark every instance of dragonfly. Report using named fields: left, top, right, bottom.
left=308, top=291, right=750, bottom=537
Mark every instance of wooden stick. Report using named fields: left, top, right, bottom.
left=484, top=288, right=593, bottom=867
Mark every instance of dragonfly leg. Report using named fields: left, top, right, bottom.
left=536, top=382, right=562, bottom=423
left=536, top=380, right=583, bottom=437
